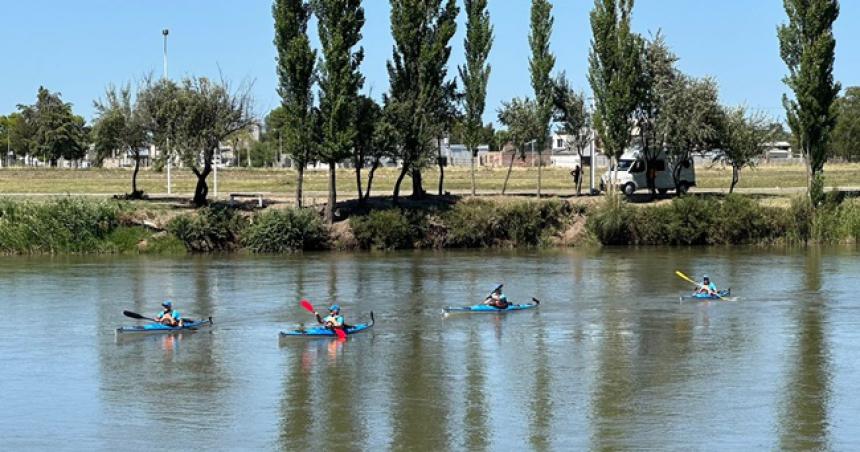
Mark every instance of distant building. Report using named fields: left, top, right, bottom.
left=761, top=141, right=796, bottom=160
left=435, top=137, right=490, bottom=166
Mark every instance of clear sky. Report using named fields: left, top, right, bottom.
left=2, top=0, right=858, bottom=125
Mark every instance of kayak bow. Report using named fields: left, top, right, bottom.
left=443, top=298, right=541, bottom=314
left=679, top=289, right=735, bottom=302
left=116, top=317, right=214, bottom=334
left=280, top=312, right=375, bottom=338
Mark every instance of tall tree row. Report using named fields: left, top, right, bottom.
left=459, top=0, right=493, bottom=197
left=315, top=0, right=365, bottom=223
left=528, top=0, right=555, bottom=198
left=387, top=0, right=459, bottom=202
left=778, top=0, right=840, bottom=205
left=588, top=0, right=641, bottom=196
left=273, top=0, right=317, bottom=208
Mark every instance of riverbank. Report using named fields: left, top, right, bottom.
left=0, top=193, right=857, bottom=255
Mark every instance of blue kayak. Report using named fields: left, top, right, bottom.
left=443, top=298, right=540, bottom=314
left=116, top=317, right=213, bottom=334
left=280, top=312, right=375, bottom=338
left=679, top=289, right=734, bottom=302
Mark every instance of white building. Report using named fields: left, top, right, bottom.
left=437, top=138, right=490, bottom=166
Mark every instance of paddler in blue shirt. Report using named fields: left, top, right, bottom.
left=155, top=300, right=183, bottom=327
left=315, top=304, right=345, bottom=329
left=697, top=275, right=718, bottom=296
left=484, top=285, right=510, bottom=309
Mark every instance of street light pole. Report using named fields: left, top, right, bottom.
left=589, top=97, right=596, bottom=195
left=162, top=28, right=172, bottom=196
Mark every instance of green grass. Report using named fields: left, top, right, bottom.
left=1, top=164, right=857, bottom=199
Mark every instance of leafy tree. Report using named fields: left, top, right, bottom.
left=92, top=83, right=148, bottom=198
left=588, top=0, right=642, bottom=195
left=778, top=0, right=840, bottom=204
left=497, top=97, right=540, bottom=194
left=717, top=106, right=772, bottom=193
left=387, top=0, right=459, bottom=202
left=354, top=95, right=382, bottom=203
left=138, top=77, right=255, bottom=207
left=658, top=75, right=723, bottom=192
left=364, top=107, right=399, bottom=200
left=529, top=0, right=555, bottom=198
left=554, top=73, right=591, bottom=196
left=16, top=87, right=89, bottom=166
left=459, top=0, right=493, bottom=196
left=832, top=87, right=860, bottom=162
left=635, top=33, right=676, bottom=196
left=274, top=0, right=317, bottom=207
left=434, top=80, right=461, bottom=196
left=314, top=0, right=365, bottom=223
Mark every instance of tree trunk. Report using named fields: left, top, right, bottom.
left=355, top=156, right=364, bottom=204
left=411, top=169, right=424, bottom=199
left=296, top=165, right=304, bottom=208
left=470, top=153, right=477, bottom=196
left=537, top=151, right=542, bottom=199
left=131, top=155, right=141, bottom=198
left=730, top=165, right=739, bottom=194
left=502, top=149, right=516, bottom=195
left=325, top=162, right=336, bottom=224
left=192, top=164, right=212, bottom=207
left=364, top=158, right=380, bottom=201
left=393, top=164, right=410, bottom=204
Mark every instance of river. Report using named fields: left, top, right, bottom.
left=1, top=247, right=858, bottom=450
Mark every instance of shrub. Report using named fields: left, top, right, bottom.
left=587, top=195, right=634, bottom=245
left=0, top=198, right=121, bottom=253
left=168, top=207, right=245, bottom=252
left=351, top=209, right=417, bottom=250
left=242, top=208, right=329, bottom=253
left=443, top=199, right=501, bottom=248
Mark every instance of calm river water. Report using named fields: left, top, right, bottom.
left=1, top=247, right=859, bottom=450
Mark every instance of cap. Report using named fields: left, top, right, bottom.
left=162, top=300, right=173, bottom=308
left=329, top=304, right=340, bottom=312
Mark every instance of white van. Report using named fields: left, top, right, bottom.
left=600, top=151, right=696, bottom=195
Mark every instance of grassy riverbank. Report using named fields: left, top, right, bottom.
left=1, top=164, right=859, bottom=199
left=0, top=193, right=857, bottom=255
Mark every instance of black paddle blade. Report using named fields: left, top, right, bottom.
left=123, top=310, right=148, bottom=320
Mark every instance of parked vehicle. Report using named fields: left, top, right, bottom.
left=600, top=151, right=696, bottom=195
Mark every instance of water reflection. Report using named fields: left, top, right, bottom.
left=778, top=248, right=831, bottom=450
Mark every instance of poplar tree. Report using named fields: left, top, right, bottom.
left=588, top=0, right=641, bottom=195
left=314, top=0, right=365, bottom=222
left=459, top=0, right=493, bottom=197
left=273, top=0, right=317, bottom=207
left=529, top=0, right=555, bottom=198
left=387, top=0, right=459, bottom=202
left=778, top=0, right=840, bottom=205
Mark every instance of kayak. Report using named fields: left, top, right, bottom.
left=679, top=289, right=735, bottom=302
left=116, top=317, right=213, bottom=334
left=280, top=312, right=375, bottom=338
left=443, top=298, right=540, bottom=314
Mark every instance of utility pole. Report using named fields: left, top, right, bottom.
left=162, top=28, right=172, bottom=196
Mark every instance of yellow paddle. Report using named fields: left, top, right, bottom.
left=675, top=270, right=726, bottom=300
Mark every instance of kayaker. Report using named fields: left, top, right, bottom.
left=484, top=286, right=510, bottom=309
left=155, top=300, right=183, bottom=327
left=697, top=275, right=718, bottom=296
left=315, top=304, right=345, bottom=330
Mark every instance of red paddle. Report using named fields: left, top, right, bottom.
left=299, top=299, right=346, bottom=340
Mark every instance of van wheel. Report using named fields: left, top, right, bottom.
left=678, top=183, right=690, bottom=195
left=623, top=183, right=636, bottom=196
left=658, top=188, right=669, bottom=195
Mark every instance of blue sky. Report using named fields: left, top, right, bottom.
left=2, top=0, right=858, bottom=125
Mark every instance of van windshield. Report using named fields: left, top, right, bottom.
left=616, top=160, right=634, bottom=171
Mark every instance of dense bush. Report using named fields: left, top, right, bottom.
left=443, top=198, right=573, bottom=248
left=242, top=208, right=329, bottom=253
left=587, top=195, right=635, bottom=245
left=0, top=198, right=121, bottom=253
left=168, top=206, right=245, bottom=252
left=351, top=209, right=419, bottom=250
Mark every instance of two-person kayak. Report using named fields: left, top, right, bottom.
left=280, top=312, right=375, bottom=338
left=116, top=317, right=214, bottom=334
left=679, top=289, right=735, bottom=302
left=443, top=298, right=541, bottom=315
